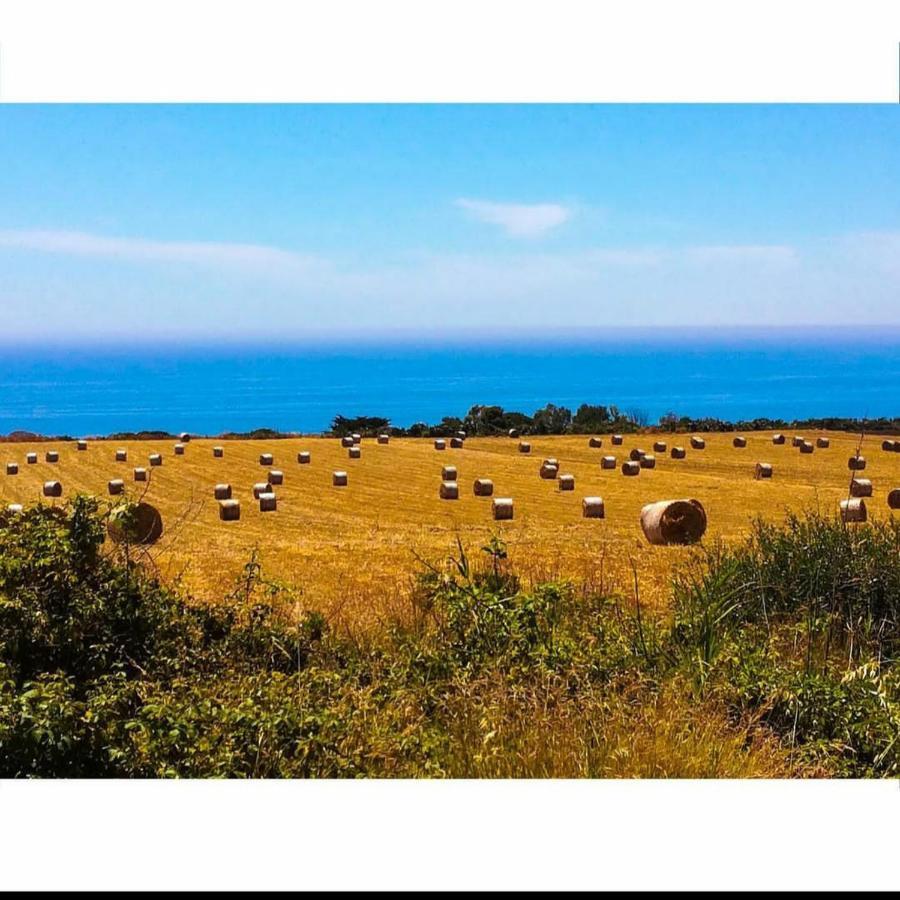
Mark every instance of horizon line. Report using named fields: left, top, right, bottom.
left=2, top=323, right=900, bottom=354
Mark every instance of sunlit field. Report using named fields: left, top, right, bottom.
left=3, top=430, right=898, bottom=630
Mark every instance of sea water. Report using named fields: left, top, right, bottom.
left=0, top=328, right=897, bottom=435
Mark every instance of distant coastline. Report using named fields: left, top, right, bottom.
left=2, top=411, right=898, bottom=443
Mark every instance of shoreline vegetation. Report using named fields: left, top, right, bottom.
left=2, top=404, right=899, bottom=443
left=1, top=497, right=898, bottom=777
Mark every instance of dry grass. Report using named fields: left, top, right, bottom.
left=436, top=676, right=797, bottom=778
left=2, top=431, right=899, bottom=630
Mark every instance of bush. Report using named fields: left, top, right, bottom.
left=664, top=512, right=900, bottom=775
left=1, top=500, right=897, bottom=777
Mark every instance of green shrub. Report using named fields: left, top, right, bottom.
left=665, top=512, right=900, bottom=775
left=2, top=500, right=898, bottom=777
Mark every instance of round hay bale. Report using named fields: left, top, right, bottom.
left=582, top=496, right=605, bottom=519
left=179, top=432, right=191, bottom=443
left=298, top=451, right=311, bottom=464
left=252, top=482, right=273, bottom=499
left=259, top=453, right=274, bottom=465
left=601, top=455, right=617, bottom=469
left=840, top=498, right=867, bottom=523
left=539, top=463, right=559, bottom=480
left=612, top=434, right=624, bottom=446
left=589, top=437, right=603, bottom=448
left=755, top=462, right=773, bottom=479
left=133, top=468, right=148, bottom=482
left=43, top=481, right=62, bottom=497
left=26, top=452, right=37, bottom=464
left=213, top=446, right=224, bottom=458
left=518, top=442, right=531, bottom=454
left=492, top=498, right=514, bottom=520
left=440, top=481, right=459, bottom=500
left=434, top=439, right=446, bottom=451
left=887, top=489, right=900, bottom=510
left=77, top=440, right=88, bottom=451
left=351, top=433, right=362, bottom=444
left=219, top=499, right=240, bottom=521
left=268, top=470, right=284, bottom=485
left=816, top=437, right=830, bottom=449
left=558, top=474, right=575, bottom=491
left=107, top=479, right=125, bottom=496
left=333, top=471, right=348, bottom=487
left=174, top=443, right=185, bottom=455
left=149, top=453, right=162, bottom=467
left=116, top=449, right=128, bottom=462
left=882, top=440, right=897, bottom=452
left=6, top=462, right=18, bottom=475
left=850, top=478, right=873, bottom=498
left=622, top=461, right=640, bottom=476
left=733, top=436, right=747, bottom=448
left=377, top=434, right=390, bottom=445
left=341, top=436, right=354, bottom=448
left=214, top=483, right=232, bottom=500
left=259, top=493, right=277, bottom=512
left=508, top=428, right=519, bottom=438
left=799, top=441, right=814, bottom=454
left=629, top=448, right=646, bottom=462
left=640, top=499, right=707, bottom=546
left=108, top=502, right=163, bottom=545
left=640, top=454, right=656, bottom=469
left=653, top=441, right=667, bottom=453
left=442, top=465, right=458, bottom=481
left=348, top=446, right=361, bottom=459
left=45, top=451, right=59, bottom=463
left=772, top=433, right=786, bottom=444
left=457, top=431, right=467, bottom=440
left=670, top=446, right=686, bottom=460
left=450, top=437, right=464, bottom=449
left=6, top=504, right=23, bottom=516
left=690, top=436, right=705, bottom=450
left=792, top=436, right=804, bottom=447
left=473, top=478, right=494, bottom=496
left=848, top=455, right=866, bottom=471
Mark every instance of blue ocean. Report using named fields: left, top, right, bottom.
left=1, top=329, right=898, bottom=436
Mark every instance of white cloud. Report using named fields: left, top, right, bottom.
left=5, top=225, right=900, bottom=339
left=838, top=231, right=900, bottom=273
left=0, top=229, right=323, bottom=274
left=684, top=244, right=798, bottom=265
left=455, top=198, right=572, bottom=238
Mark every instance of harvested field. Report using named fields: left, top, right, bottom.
left=2, top=431, right=898, bottom=631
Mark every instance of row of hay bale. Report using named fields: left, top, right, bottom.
left=3, top=450, right=64, bottom=464
left=433, top=437, right=466, bottom=450
left=585, top=433, right=835, bottom=449
left=459, top=489, right=707, bottom=543
left=582, top=433, right=838, bottom=451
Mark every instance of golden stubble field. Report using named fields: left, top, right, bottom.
left=3, top=431, right=899, bottom=630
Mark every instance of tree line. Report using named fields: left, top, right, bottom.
left=329, top=406, right=900, bottom=438
left=2, top=407, right=898, bottom=443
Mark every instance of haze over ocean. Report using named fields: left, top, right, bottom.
left=1, top=327, right=897, bottom=436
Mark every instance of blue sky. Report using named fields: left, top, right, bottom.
left=0, top=104, right=898, bottom=343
